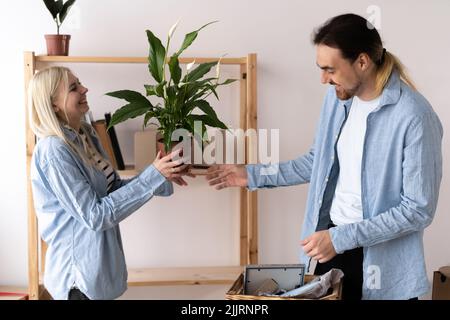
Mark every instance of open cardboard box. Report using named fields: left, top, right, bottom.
left=432, top=266, right=450, bottom=300
left=226, top=264, right=342, bottom=300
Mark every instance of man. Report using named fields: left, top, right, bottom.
left=206, top=14, right=442, bottom=300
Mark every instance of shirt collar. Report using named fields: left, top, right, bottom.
left=61, top=122, right=95, bottom=142
left=62, top=124, right=79, bottom=142
left=378, top=70, right=401, bottom=107
left=340, top=70, right=401, bottom=110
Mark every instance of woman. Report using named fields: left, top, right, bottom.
left=28, top=66, right=190, bottom=300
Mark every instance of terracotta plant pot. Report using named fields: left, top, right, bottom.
left=156, top=134, right=208, bottom=169
left=45, top=34, right=71, bottom=56
left=155, top=129, right=233, bottom=170
left=156, top=138, right=183, bottom=158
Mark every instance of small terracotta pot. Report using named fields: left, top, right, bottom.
left=45, top=34, right=71, bottom=56
left=156, top=133, right=215, bottom=169
left=156, top=138, right=184, bottom=158
left=156, top=134, right=204, bottom=167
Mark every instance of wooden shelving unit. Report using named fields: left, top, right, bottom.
left=24, top=52, right=258, bottom=300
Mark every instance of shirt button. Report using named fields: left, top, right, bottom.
left=331, top=156, right=334, bottom=160
left=318, top=200, right=322, bottom=205
left=325, top=177, right=329, bottom=182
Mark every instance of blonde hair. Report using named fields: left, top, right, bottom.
left=28, top=66, right=99, bottom=167
left=375, top=51, right=417, bottom=96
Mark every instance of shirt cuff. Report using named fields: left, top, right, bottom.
left=246, top=164, right=259, bottom=191
left=329, top=224, right=358, bottom=254
left=155, top=180, right=174, bottom=196
left=139, top=164, right=168, bottom=195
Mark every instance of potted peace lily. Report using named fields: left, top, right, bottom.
left=43, top=0, right=76, bottom=56
left=106, top=21, right=235, bottom=164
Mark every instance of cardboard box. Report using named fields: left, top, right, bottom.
left=432, top=266, right=450, bottom=300
left=134, top=129, right=157, bottom=172
left=226, top=273, right=342, bottom=300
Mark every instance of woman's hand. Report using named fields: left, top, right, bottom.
left=153, top=150, right=195, bottom=186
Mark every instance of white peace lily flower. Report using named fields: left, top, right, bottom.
left=168, top=19, right=180, bottom=39
left=216, top=55, right=226, bottom=79
left=186, top=60, right=196, bottom=71
left=215, top=58, right=221, bottom=79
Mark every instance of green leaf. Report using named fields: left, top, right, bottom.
left=206, top=83, right=219, bottom=100
left=184, top=78, right=218, bottom=102
left=144, top=84, right=158, bottom=96
left=191, top=100, right=218, bottom=118
left=218, top=79, right=237, bottom=86
left=163, top=128, right=174, bottom=153
left=168, top=54, right=182, bottom=85
left=182, top=61, right=218, bottom=83
left=106, top=90, right=153, bottom=129
left=165, top=85, right=178, bottom=116
left=146, top=30, right=166, bottom=83
left=188, top=114, right=218, bottom=128
left=182, top=119, right=194, bottom=134
left=59, top=0, right=76, bottom=24
left=189, top=112, right=227, bottom=130
left=55, top=0, right=63, bottom=14
left=43, top=0, right=58, bottom=19
left=176, top=21, right=218, bottom=56
left=195, top=100, right=228, bottom=129
left=180, top=78, right=214, bottom=104
left=143, top=111, right=156, bottom=127
left=144, top=81, right=166, bottom=97
left=201, top=79, right=237, bottom=101
left=182, top=77, right=216, bottom=88
left=106, top=90, right=149, bottom=104
left=166, top=85, right=177, bottom=102
left=108, top=101, right=153, bottom=129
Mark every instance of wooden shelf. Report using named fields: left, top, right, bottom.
left=35, top=55, right=247, bottom=65
left=38, top=266, right=243, bottom=288
left=0, top=286, right=28, bottom=300
left=118, top=165, right=139, bottom=178
left=128, top=266, right=243, bottom=286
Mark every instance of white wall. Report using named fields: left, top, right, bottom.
left=1, top=0, right=449, bottom=299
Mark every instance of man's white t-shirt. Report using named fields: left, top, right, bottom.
left=330, top=95, right=381, bottom=226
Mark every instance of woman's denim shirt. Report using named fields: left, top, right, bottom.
left=31, top=124, right=173, bottom=299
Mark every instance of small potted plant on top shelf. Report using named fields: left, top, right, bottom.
left=42, top=0, right=76, bottom=56
left=106, top=21, right=236, bottom=167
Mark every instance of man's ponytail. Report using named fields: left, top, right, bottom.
left=375, top=51, right=416, bottom=95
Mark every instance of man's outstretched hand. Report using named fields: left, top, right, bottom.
left=205, top=164, right=248, bottom=190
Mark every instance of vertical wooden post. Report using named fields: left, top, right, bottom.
left=246, top=54, right=258, bottom=264
left=24, top=52, right=40, bottom=300
left=239, top=63, right=248, bottom=265
left=41, top=239, right=47, bottom=275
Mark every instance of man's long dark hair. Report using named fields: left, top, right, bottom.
left=313, top=14, right=416, bottom=94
